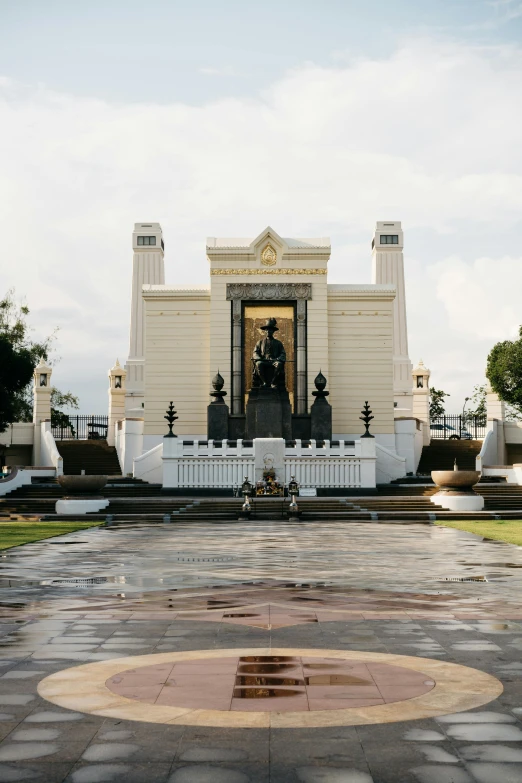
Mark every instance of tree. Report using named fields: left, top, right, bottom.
left=50, top=388, right=79, bottom=435
left=466, top=384, right=487, bottom=420
left=487, top=326, right=522, bottom=415
left=429, top=387, right=450, bottom=418
left=0, top=335, right=34, bottom=432
left=0, top=290, right=79, bottom=432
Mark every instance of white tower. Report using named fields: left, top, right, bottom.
left=371, top=221, right=413, bottom=416
left=125, top=222, right=165, bottom=414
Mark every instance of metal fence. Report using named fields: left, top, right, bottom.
left=430, top=414, right=486, bottom=440
left=52, top=415, right=109, bottom=441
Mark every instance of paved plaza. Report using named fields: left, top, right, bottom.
left=0, top=521, right=522, bottom=782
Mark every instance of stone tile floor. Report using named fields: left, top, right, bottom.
left=0, top=521, right=521, bottom=780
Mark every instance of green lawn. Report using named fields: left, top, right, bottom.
left=0, top=522, right=102, bottom=550
left=435, top=519, right=522, bottom=547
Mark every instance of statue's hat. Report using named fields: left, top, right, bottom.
left=260, top=317, right=279, bottom=332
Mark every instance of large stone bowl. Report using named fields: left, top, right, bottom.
left=431, top=470, right=480, bottom=495
left=57, top=475, right=107, bottom=497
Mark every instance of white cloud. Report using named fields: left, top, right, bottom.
left=1, top=37, right=522, bottom=411
left=430, top=255, right=522, bottom=341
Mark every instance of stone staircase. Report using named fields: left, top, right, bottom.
left=56, top=440, right=122, bottom=476
left=3, top=473, right=522, bottom=523
left=417, top=439, right=482, bottom=473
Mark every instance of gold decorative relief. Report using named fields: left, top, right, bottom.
left=261, top=243, right=277, bottom=266
left=211, top=268, right=326, bottom=276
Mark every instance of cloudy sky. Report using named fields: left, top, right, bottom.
left=2, top=0, right=522, bottom=414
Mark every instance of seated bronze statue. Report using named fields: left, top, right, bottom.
left=252, top=317, right=286, bottom=389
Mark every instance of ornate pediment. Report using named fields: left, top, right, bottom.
left=261, top=243, right=277, bottom=266
left=226, top=283, right=312, bottom=300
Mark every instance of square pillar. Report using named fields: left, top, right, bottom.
left=32, top=358, right=52, bottom=466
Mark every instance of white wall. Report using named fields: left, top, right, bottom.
left=143, top=288, right=211, bottom=437
left=328, top=285, right=396, bottom=438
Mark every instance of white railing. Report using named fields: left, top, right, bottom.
left=41, top=422, right=63, bottom=476
left=0, top=467, right=56, bottom=496
left=179, top=439, right=255, bottom=457
left=175, top=458, right=255, bottom=489
left=284, top=439, right=356, bottom=457
left=115, top=418, right=144, bottom=476
left=162, top=437, right=375, bottom=489
left=376, top=443, right=407, bottom=484
left=285, top=458, right=361, bottom=487
left=134, top=443, right=163, bottom=484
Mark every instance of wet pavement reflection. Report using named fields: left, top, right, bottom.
left=0, top=521, right=520, bottom=781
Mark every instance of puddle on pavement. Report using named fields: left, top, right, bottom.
left=236, top=676, right=303, bottom=687
left=223, top=613, right=260, bottom=618
left=71, top=764, right=131, bottom=783
left=445, top=724, right=522, bottom=741
left=305, top=675, right=371, bottom=686
left=0, top=743, right=59, bottom=761
left=169, top=766, right=249, bottom=783
left=303, top=663, right=344, bottom=671
left=240, top=656, right=298, bottom=663
left=24, top=711, right=83, bottom=722
left=238, top=663, right=298, bottom=674
left=0, top=696, right=34, bottom=706
left=11, top=728, right=61, bottom=741
left=81, top=743, right=140, bottom=762
left=461, top=744, right=522, bottom=761
left=415, top=745, right=459, bottom=763
left=296, top=768, right=374, bottom=783
left=467, top=762, right=522, bottom=783
left=411, top=765, right=474, bottom=783
left=233, top=687, right=304, bottom=699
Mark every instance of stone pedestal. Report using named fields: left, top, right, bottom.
left=430, top=492, right=484, bottom=512
left=56, top=498, right=110, bottom=515
left=254, top=438, right=285, bottom=483
left=207, top=400, right=229, bottom=441
left=310, top=397, right=332, bottom=441
left=245, top=388, right=292, bottom=440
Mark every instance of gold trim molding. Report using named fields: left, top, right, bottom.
left=211, top=268, right=327, bottom=276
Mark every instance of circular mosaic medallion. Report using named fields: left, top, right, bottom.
left=38, top=648, right=503, bottom=728
left=105, top=654, right=436, bottom=712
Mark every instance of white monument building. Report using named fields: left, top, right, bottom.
left=113, top=221, right=427, bottom=490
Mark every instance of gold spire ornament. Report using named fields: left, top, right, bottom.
left=261, top=243, right=277, bottom=266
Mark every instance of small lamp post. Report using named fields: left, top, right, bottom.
left=288, top=475, right=300, bottom=520
left=239, top=476, right=254, bottom=520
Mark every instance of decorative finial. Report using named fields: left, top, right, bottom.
left=312, top=370, right=329, bottom=398
left=210, top=370, right=227, bottom=403
left=360, top=401, right=374, bottom=438
left=164, top=401, right=178, bottom=438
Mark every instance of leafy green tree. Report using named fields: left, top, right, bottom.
left=429, top=387, right=450, bottom=418
left=0, top=336, right=34, bottom=432
left=50, top=388, right=79, bottom=436
left=466, top=384, right=487, bottom=420
left=487, top=326, right=522, bottom=416
left=0, top=290, right=79, bottom=432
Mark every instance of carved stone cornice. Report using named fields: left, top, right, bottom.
left=226, top=283, right=312, bottom=301
left=211, top=268, right=326, bottom=276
